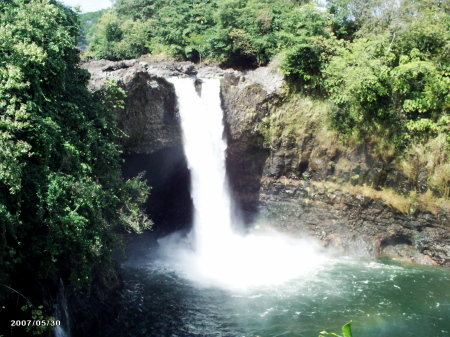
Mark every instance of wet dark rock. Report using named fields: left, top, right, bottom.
left=68, top=268, right=123, bottom=337
left=82, top=61, right=182, bottom=154
left=117, top=73, right=181, bottom=154
left=255, top=178, right=450, bottom=267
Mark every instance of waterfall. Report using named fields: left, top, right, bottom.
left=162, top=78, right=326, bottom=290
left=53, top=279, right=70, bottom=337
left=168, top=78, right=233, bottom=255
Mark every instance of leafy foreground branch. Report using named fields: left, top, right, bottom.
left=320, top=321, right=353, bottom=337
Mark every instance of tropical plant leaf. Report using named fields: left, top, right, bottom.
left=342, top=321, right=353, bottom=337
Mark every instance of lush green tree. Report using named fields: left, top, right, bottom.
left=114, top=0, right=162, bottom=20
left=323, top=2, right=450, bottom=151
left=0, top=0, right=151, bottom=329
left=85, top=0, right=330, bottom=66
left=276, top=4, right=332, bottom=87
left=78, top=10, right=106, bottom=50
left=86, top=10, right=152, bottom=59
left=149, top=0, right=217, bottom=60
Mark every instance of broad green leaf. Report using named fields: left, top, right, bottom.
left=342, top=321, right=353, bottom=337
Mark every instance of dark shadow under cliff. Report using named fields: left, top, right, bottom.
left=121, top=146, right=193, bottom=236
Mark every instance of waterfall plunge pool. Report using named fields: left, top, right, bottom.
left=104, top=240, right=450, bottom=337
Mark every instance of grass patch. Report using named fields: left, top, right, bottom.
left=309, top=180, right=450, bottom=215
left=260, top=93, right=331, bottom=148
left=348, top=185, right=411, bottom=215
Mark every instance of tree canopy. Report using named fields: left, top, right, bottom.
left=0, top=0, right=151, bottom=330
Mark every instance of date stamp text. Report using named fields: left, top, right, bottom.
left=11, top=320, right=61, bottom=327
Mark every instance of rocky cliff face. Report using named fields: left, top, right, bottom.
left=82, top=59, right=450, bottom=268
left=220, top=65, right=450, bottom=268
left=258, top=179, right=450, bottom=267
left=82, top=59, right=181, bottom=154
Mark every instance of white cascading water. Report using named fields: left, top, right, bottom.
left=170, top=78, right=234, bottom=256
left=53, top=279, right=70, bottom=337
left=161, top=78, right=327, bottom=290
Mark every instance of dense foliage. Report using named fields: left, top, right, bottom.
left=0, top=0, right=151, bottom=329
left=78, top=10, right=106, bottom=50
left=75, top=0, right=449, bottom=197
left=323, top=0, right=450, bottom=196
left=85, top=0, right=330, bottom=70
left=325, top=0, right=450, bottom=144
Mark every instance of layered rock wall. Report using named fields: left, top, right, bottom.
left=258, top=178, right=450, bottom=267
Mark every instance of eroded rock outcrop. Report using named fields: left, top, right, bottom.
left=82, top=59, right=243, bottom=153
left=82, top=60, right=181, bottom=154
left=258, top=178, right=450, bottom=267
